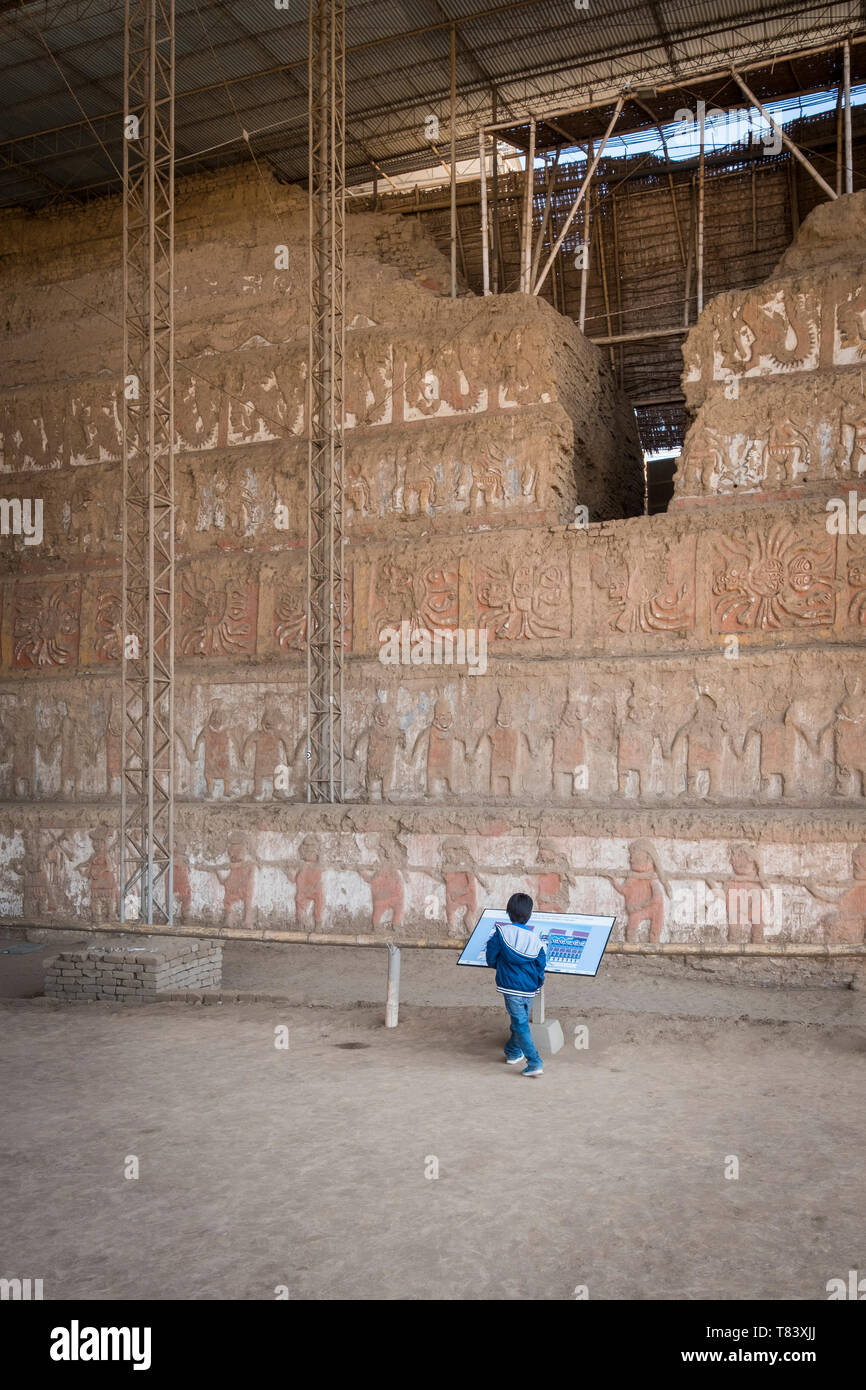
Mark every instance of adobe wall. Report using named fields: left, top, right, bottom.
left=0, top=168, right=863, bottom=949
left=674, top=190, right=866, bottom=506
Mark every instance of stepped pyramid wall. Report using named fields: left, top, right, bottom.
left=0, top=167, right=863, bottom=949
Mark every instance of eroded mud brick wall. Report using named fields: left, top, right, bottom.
left=0, top=168, right=864, bottom=949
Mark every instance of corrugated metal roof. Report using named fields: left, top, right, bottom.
left=0, top=0, right=862, bottom=207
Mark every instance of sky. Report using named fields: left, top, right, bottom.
left=548, top=82, right=866, bottom=166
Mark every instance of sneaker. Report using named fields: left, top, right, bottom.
left=521, top=1064, right=543, bottom=1077
left=505, top=1052, right=525, bottom=1065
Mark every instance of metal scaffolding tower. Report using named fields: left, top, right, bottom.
left=120, top=0, right=175, bottom=922
left=306, top=0, right=346, bottom=802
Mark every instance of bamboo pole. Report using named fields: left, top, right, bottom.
left=549, top=207, right=560, bottom=311
left=533, top=94, right=624, bottom=296
left=495, top=199, right=506, bottom=291
left=731, top=69, right=837, bottom=200
left=843, top=37, right=853, bottom=195
left=530, top=146, right=561, bottom=290
left=789, top=157, right=800, bottom=234
left=591, top=325, right=688, bottom=346
left=491, top=90, right=500, bottom=293
left=835, top=78, right=844, bottom=195
left=549, top=195, right=564, bottom=312
left=520, top=115, right=536, bottom=291
left=450, top=23, right=457, bottom=298
left=456, top=208, right=468, bottom=282
left=593, top=185, right=615, bottom=368
left=578, top=169, right=591, bottom=332
left=697, top=100, right=705, bottom=315
left=611, top=186, right=623, bottom=384
left=683, top=192, right=693, bottom=327
left=478, top=129, right=490, bottom=295
left=517, top=171, right=526, bottom=291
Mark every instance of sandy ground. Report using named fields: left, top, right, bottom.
left=0, top=940, right=864, bottom=1300
left=217, top=939, right=866, bottom=1025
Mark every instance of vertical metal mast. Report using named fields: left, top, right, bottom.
left=307, top=0, right=346, bottom=802
left=121, top=0, right=175, bottom=922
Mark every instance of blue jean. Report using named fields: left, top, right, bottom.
left=503, top=994, right=542, bottom=1069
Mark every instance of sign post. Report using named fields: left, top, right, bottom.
left=530, top=983, right=565, bottom=1055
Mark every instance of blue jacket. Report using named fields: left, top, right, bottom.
left=485, top=920, right=546, bottom=998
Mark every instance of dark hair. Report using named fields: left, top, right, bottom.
left=506, top=892, right=533, bottom=924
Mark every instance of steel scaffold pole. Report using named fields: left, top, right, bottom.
left=307, top=0, right=345, bottom=803
left=121, top=0, right=175, bottom=925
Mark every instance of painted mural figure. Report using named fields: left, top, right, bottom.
left=46, top=700, right=88, bottom=799
left=77, top=828, right=118, bottom=923
left=345, top=340, right=391, bottom=428
left=0, top=709, right=16, bottom=797
left=187, top=700, right=233, bottom=799
left=722, top=708, right=761, bottom=801
left=836, top=281, right=866, bottom=360
left=347, top=459, right=372, bottom=517
left=785, top=695, right=836, bottom=800
left=474, top=693, right=525, bottom=796
left=43, top=830, right=74, bottom=914
left=441, top=839, right=488, bottom=936
left=617, top=686, right=656, bottom=799
left=763, top=420, right=809, bottom=485
left=520, top=460, right=537, bottom=502
left=286, top=836, right=325, bottom=928
left=196, top=469, right=230, bottom=532
left=688, top=429, right=724, bottom=491
left=19, top=833, right=58, bottom=917
left=274, top=584, right=307, bottom=652
left=533, top=840, right=574, bottom=914
left=846, top=546, right=866, bottom=625
left=243, top=705, right=291, bottom=800
left=2, top=705, right=40, bottom=797
left=64, top=475, right=102, bottom=550
left=359, top=838, right=405, bottom=929
left=468, top=449, right=505, bottom=511
left=676, top=690, right=723, bottom=800
left=94, top=585, right=123, bottom=663
left=708, top=845, right=770, bottom=944
left=173, top=834, right=192, bottom=924
left=551, top=698, right=588, bottom=797
left=741, top=439, right=768, bottom=490
left=437, top=343, right=484, bottom=413
left=841, top=409, right=866, bottom=475
left=412, top=697, right=466, bottom=797
left=97, top=694, right=123, bottom=797
left=605, top=840, right=670, bottom=943
left=759, top=692, right=793, bottom=799
left=804, top=844, right=866, bottom=944
left=834, top=680, right=866, bottom=798
left=216, top=831, right=257, bottom=930
left=353, top=701, right=404, bottom=801
left=404, top=457, right=439, bottom=515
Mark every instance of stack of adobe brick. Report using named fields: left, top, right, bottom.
left=43, top=938, right=222, bottom=1002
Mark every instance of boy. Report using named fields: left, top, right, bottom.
left=485, top=892, right=546, bottom=1077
